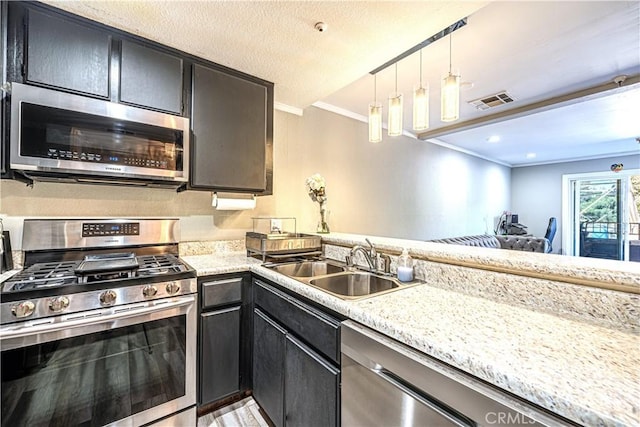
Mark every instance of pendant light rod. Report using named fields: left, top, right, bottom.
left=394, top=63, right=398, bottom=93
left=419, top=49, right=423, bottom=86
left=369, top=18, right=466, bottom=75
left=374, top=73, right=377, bottom=102
left=448, top=32, right=452, bottom=73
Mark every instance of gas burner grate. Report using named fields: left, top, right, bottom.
left=2, top=255, right=191, bottom=294
left=4, top=261, right=79, bottom=292
left=137, top=254, right=186, bottom=276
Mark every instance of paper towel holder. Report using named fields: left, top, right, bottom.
left=212, top=192, right=257, bottom=210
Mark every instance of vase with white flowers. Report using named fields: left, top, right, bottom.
left=305, top=173, right=330, bottom=233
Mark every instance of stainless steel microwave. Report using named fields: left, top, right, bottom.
left=9, top=82, right=189, bottom=187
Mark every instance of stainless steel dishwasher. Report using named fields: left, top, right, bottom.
left=341, top=321, right=574, bottom=427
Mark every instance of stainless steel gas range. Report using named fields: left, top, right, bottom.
left=0, top=218, right=197, bottom=427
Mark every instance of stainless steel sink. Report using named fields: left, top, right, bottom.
left=309, top=272, right=400, bottom=299
left=267, top=259, right=421, bottom=300
left=269, top=261, right=346, bottom=277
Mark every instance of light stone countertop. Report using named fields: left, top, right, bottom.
left=181, top=252, right=262, bottom=276
left=182, top=251, right=639, bottom=427
left=320, top=232, right=640, bottom=293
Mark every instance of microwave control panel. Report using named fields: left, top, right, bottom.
left=46, top=148, right=170, bottom=169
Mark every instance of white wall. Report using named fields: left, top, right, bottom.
left=0, top=106, right=511, bottom=247
left=511, top=154, right=640, bottom=254
left=270, top=107, right=511, bottom=240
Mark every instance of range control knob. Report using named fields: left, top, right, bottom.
left=49, top=296, right=70, bottom=313
left=100, top=290, right=117, bottom=306
left=143, top=285, right=158, bottom=298
left=166, top=281, right=180, bottom=294
left=11, top=301, right=36, bottom=318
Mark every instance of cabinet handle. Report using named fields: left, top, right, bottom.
left=202, top=306, right=240, bottom=317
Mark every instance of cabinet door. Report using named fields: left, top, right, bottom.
left=191, top=63, right=267, bottom=192
left=120, top=40, right=183, bottom=114
left=199, top=307, right=241, bottom=405
left=285, top=335, right=339, bottom=427
left=26, top=8, right=110, bottom=97
left=254, top=280, right=341, bottom=364
left=253, top=308, right=285, bottom=427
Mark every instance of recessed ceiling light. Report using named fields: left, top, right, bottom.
left=487, top=135, right=500, bottom=143
left=460, top=81, right=474, bottom=91
left=526, top=152, right=537, bottom=159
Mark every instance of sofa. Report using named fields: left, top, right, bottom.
left=430, top=234, right=550, bottom=253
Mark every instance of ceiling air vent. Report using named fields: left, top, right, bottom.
left=468, top=91, right=515, bottom=110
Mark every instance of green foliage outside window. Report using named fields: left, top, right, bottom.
left=580, top=176, right=640, bottom=224
left=579, top=180, right=618, bottom=222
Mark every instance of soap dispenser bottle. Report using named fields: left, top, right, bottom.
left=397, top=249, right=414, bottom=282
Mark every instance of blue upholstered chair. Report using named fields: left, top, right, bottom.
left=544, top=217, right=557, bottom=253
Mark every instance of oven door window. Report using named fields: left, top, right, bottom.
left=1, top=315, right=186, bottom=426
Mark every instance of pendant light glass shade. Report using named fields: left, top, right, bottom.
left=368, top=102, right=383, bottom=143
left=388, top=94, right=403, bottom=136
left=388, top=63, right=403, bottom=136
left=369, top=74, right=382, bottom=143
left=413, top=49, right=429, bottom=131
left=441, top=72, right=460, bottom=122
left=441, top=32, right=460, bottom=123
left=413, top=83, right=429, bottom=131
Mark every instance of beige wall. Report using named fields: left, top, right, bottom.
left=0, top=179, right=278, bottom=248
left=271, top=107, right=511, bottom=240
left=0, top=106, right=511, bottom=247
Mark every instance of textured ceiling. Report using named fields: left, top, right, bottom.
left=43, top=0, right=639, bottom=166
left=44, top=0, right=487, bottom=109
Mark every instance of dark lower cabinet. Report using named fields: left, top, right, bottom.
left=200, top=307, right=240, bottom=404
left=253, top=309, right=286, bottom=427
left=198, top=274, right=251, bottom=408
left=284, top=334, right=340, bottom=427
left=252, top=278, right=341, bottom=427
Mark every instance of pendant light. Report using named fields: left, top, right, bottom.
left=441, top=32, right=460, bottom=122
left=368, top=74, right=383, bottom=143
left=388, top=63, right=403, bottom=136
left=413, top=49, right=429, bottom=131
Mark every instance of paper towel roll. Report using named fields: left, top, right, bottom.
left=212, top=194, right=256, bottom=210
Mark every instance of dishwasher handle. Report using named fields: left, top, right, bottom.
left=372, top=366, right=475, bottom=427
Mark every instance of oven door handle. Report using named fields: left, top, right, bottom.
left=0, top=296, right=195, bottom=339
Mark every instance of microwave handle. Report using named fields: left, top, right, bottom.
left=0, top=296, right=194, bottom=339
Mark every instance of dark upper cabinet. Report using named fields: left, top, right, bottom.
left=191, top=63, right=269, bottom=192
left=120, top=40, right=183, bottom=114
left=4, top=2, right=273, bottom=190
left=25, top=8, right=111, bottom=98
left=12, top=3, right=184, bottom=114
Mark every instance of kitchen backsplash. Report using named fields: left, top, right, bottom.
left=179, top=239, right=245, bottom=256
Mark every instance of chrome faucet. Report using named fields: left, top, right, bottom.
left=379, top=253, right=392, bottom=275
left=348, top=238, right=379, bottom=272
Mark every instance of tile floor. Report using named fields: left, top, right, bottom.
left=197, top=397, right=269, bottom=427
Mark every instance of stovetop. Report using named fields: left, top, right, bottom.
left=3, top=254, right=192, bottom=294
